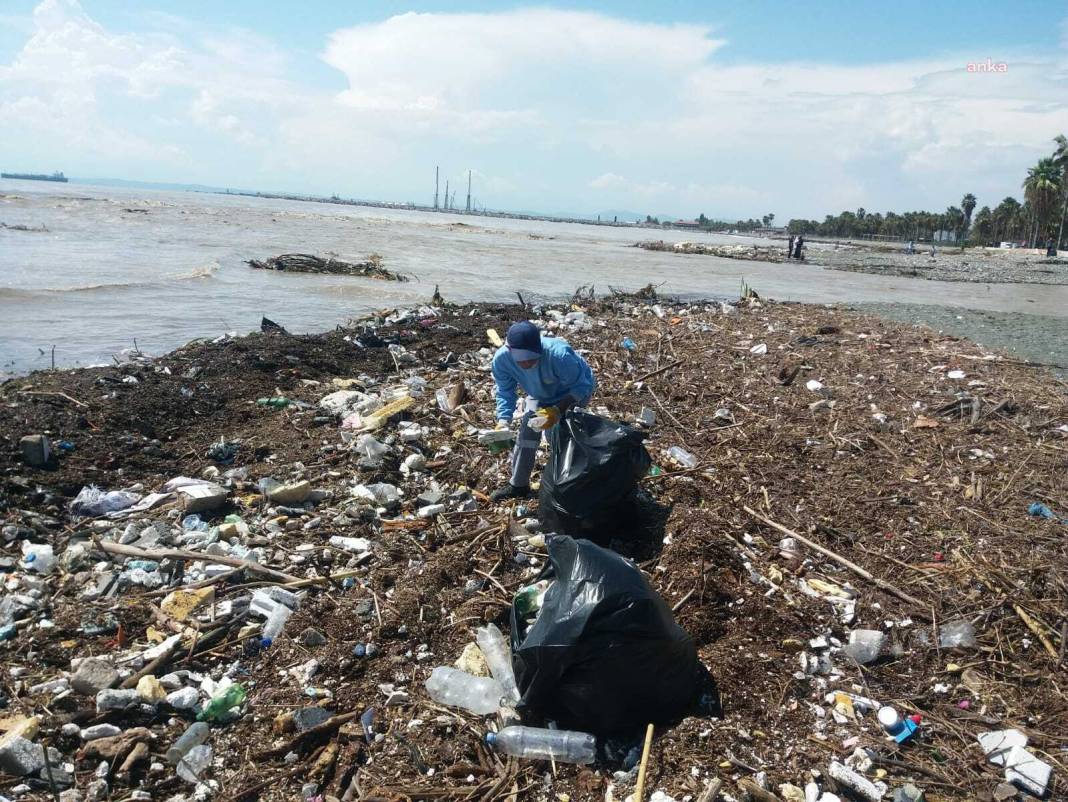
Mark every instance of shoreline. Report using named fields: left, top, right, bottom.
left=1, top=296, right=1065, bottom=800
left=639, top=237, right=1068, bottom=285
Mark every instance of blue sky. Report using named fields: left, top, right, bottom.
left=2, top=0, right=1067, bottom=219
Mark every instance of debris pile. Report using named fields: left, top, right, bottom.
left=635, top=240, right=786, bottom=262
left=0, top=292, right=1065, bottom=801
left=247, top=252, right=408, bottom=281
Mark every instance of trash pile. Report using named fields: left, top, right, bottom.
left=247, top=253, right=408, bottom=282
left=0, top=290, right=1066, bottom=801
left=634, top=241, right=786, bottom=263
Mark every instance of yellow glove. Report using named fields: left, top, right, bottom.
left=495, top=420, right=510, bottom=431
left=529, top=406, right=561, bottom=431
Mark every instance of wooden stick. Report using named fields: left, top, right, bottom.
left=120, top=640, right=181, bottom=689
left=634, top=360, right=681, bottom=383
left=1013, top=603, right=1059, bottom=660
left=255, top=710, right=363, bottom=759
left=696, top=779, right=722, bottom=802
left=743, top=507, right=924, bottom=608
left=95, top=539, right=302, bottom=584
left=20, top=389, right=88, bottom=408
left=633, top=723, right=655, bottom=802
left=737, top=779, right=782, bottom=802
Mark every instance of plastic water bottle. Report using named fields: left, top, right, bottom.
left=666, top=446, right=698, bottom=469
left=476, top=625, right=521, bottom=703
left=424, top=667, right=503, bottom=715
left=261, top=606, right=292, bottom=645
left=485, top=726, right=596, bottom=764
left=166, top=721, right=210, bottom=764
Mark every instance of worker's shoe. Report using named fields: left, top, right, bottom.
left=490, top=484, right=532, bottom=502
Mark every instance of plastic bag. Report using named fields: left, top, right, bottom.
left=537, top=411, right=651, bottom=543
left=510, top=536, right=709, bottom=736
left=69, top=486, right=142, bottom=518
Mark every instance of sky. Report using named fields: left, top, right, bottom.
left=1, top=0, right=1067, bottom=221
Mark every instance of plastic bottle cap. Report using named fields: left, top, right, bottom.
left=260, top=638, right=273, bottom=648
left=877, top=706, right=900, bottom=728
left=484, top=732, right=497, bottom=747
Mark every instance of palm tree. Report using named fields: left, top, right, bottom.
left=1053, top=134, right=1068, bottom=249
left=1023, top=158, right=1063, bottom=247
left=961, top=193, right=976, bottom=238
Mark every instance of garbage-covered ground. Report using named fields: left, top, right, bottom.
left=1, top=290, right=1067, bottom=802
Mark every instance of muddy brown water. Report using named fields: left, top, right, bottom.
left=2, top=179, right=1066, bottom=375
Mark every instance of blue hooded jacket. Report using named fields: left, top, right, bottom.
left=492, top=335, right=595, bottom=421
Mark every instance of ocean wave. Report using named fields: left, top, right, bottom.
left=0, top=262, right=218, bottom=299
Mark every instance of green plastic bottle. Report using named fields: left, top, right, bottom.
left=196, top=684, right=246, bottom=722
left=256, top=397, right=291, bottom=409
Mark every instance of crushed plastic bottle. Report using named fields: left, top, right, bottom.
left=197, top=683, right=246, bottom=722
left=476, top=624, right=521, bottom=704
left=842, top=629, right=886, bottom=664
left=424, top=666, right=503, bottom=715
left=666, top=446, right=698, bottom=469
left=356, top=434, right=390, bottom=461
left=938, top=619, right=977, bottom=649
left=166, top=721, right=210, bottom=764
left=485, top=726, right=596, bottom=764
left=176, top=743, right=212, bottom=783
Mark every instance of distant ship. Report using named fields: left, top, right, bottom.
left=1, top=171, right=68, bottom=183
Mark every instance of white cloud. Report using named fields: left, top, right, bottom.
left=1, top=2, right=1066, bottom=218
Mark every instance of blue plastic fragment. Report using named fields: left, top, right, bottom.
left=1028, top=502, right=1055, bottom=519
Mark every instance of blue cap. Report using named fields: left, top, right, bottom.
left=485, top=732, right=498, bottom=748
left=506, top=321, right=543, bottom=354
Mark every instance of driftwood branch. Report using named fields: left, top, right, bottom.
left=743, top=506, right=925, bottom=609
left=95, top=539, right=302, bottom=584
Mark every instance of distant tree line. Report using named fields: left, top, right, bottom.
left=782, top=135, right=1068, bottom=248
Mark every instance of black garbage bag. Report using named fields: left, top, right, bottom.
left=538, top=411, right=651, bottom=543
left=510, top=536, right=710, bottom=737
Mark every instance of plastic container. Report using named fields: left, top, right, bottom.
left=197, top=684, right=246, bottom=722
left=485, top=726, right=596, bottom=764
left=166, top=721, right=210, bottom=764
left=476, top=625, right=521, bottom=703
left=877, top=705, right=919, bottom=744
left=666, top=446, right=698, bottom=469
left=424, top=666, right=503, bottom=715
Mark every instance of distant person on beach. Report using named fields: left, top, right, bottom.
left=930, top=243, right=937, bottom=256
left=906, top=240, right=915, bottom=254
left=793, top=235, right=804, bottom=260
left=489, top=321, right=595, bottom=502
left=787, top=235, right=795, bottom=260
left=1047, top=241, right=1058, bottom=257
